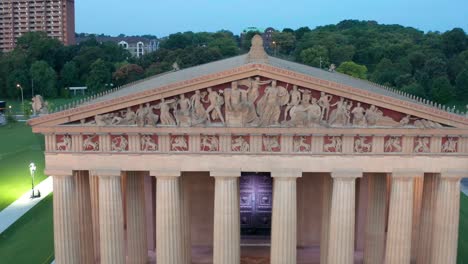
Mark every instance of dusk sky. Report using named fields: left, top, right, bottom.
left=76, top=0, right=468, bottom=37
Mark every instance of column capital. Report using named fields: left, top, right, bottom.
left=331, top=169, right=362, bottom=179
left=150, top=169, right=181, bottom=178
left=440, top=169, right=468, bottom=180
left=45, top=168, right=73, bottom=177
left=210, top=168, right=241, bottom=178
left=392, top=169, right=424, bottom=179
left=271, top=168, right=302, bottom=178
left=93, top=169, right=121, bottom=177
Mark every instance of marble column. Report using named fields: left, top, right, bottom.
left=98, top=170, right=125, bottom=264
left=89, top=172, right=100, bottom=262
left=270, top=169, right=302, bottom=264
left=363, top=173, right=387, bottom=264
left=416, top=173, right=438, bottom=264
left=49, top=170, right=79, bottom=264
left=180, top=174, right=192, bottom=264
left=430, top=170, right=468, bottom=264
left=126, top=171, right=148, bottom=264
left=152, top=170, right=185, bottom=264
left=384, top=169, right=423, bottom=264
left=320, top=174, right=333, bottom=264
left=211, top=169, right=241, bottom=264
left=74, top=171, right=95, bottom=264
left=327, top=169, right=362, bottom=264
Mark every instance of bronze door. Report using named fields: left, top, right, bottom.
left=240, top=172, right=273, bottom=236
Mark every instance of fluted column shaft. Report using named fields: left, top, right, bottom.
left=89, top=173, right=100, bottom=261
left=416, top=173, right=438, bottom=264
left=364, top=173, right=387, bottom=264
left=75, top=171, right=95, bottom=264
left=430, top=170, right=467, bottom=264
left=154, top=171, right=184, bottom=264
left=270, top=169, right=301, bottom=264
left=99, top=172, right=125, bottom=264
left=52, top=173, right=79, bottom=264
left=327, top=169, right=362, bottom=264
left=180, top=174, right=192, bottom=264
left=212, top=170, right=241, bottom=264
left=384, top=170, right=422, bottom=264
left=126, top=171, right=148, bottom=264
left=320, top=174, right=333, bottom=264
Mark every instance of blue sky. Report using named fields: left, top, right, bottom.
left=76, top=0, right=468, bottom=37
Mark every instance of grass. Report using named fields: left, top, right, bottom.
left=458, top=193, right=468, bottom=264
left=0, top=122, right=45, bottom=211
left=0, top=194, right=54, bottom=264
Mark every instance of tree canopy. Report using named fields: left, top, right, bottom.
left=0, top=21, right=466, bottom=110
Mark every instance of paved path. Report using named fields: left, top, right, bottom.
left=0, top=176, right=53, bottom=234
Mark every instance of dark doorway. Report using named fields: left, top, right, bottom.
left=240, top=172, right=273, bottom=237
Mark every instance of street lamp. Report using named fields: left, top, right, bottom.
left=272, top=41, right=277, bottom=56
left=16, top=84, right=24, bottom=112
left=29, top=162, right=40, bottom=198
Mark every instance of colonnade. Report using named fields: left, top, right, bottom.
left=48, top=168, right=466, bottom=264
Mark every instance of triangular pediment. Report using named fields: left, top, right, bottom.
left=28, top=64, right=468, bottom=131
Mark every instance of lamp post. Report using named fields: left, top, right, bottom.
left=16, top=84, right=24, bottom=112
left=29, top=162, right=40, bottom=198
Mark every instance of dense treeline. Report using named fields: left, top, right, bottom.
left=0, top=20, right=467, bottom=109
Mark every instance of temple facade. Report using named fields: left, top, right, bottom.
left=29, top=36, right=468, bottom=264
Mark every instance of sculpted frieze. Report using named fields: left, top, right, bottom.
left=83, top=135, right=99, bottom=151
left=354, top=136, right=373, bottom=153
left=201, top=135, right=219, bottom=152
left=414, top=136, right=431, bottom=153
left=441, top=136, right=458, bottom=153
left=262, top=135, right=281, bottom=152
left=324, top=136, right=343, bottom=153
left=72, top=76, right=447, bottom=129
left=170, top=135, right=188, bottom=152
left=56, top=134, right=72, bottom=151
left=140, top=134, right=158, bottom=151
left=384, top=136, right=403, bottom=153
left=231, top=135, right=250, bottom=152
left=111, top=135, right=128, bottom=152
left=293, top=135, right=311, bottom=152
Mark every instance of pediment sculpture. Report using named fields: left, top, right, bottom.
left=72, top=77, right=447, bottom=129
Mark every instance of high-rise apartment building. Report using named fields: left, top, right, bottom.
left=0, top=0, right=75, bottom=52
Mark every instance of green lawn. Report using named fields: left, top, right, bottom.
left=0, top=194, right=54, bottom=264
left=458, top=193, right=468, bottom=264
left=0, top=123, right=45, bottom=211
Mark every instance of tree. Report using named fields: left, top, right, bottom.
left=299, top=46, right=329, bottom=68
left=30, top=61, right=58, bottom=97
left=86, top=59, right=112, bottom=93
left=455, top=69, right=468, bottom=98
left=113, top=64, right=144, bottom=86
left=60, top=61, right=80, bottom=89
left=336, top=61, right=367, bottom=79
left=271, top=31, right=296, bottom=55
left=430, top=76, right=455, bottom=103
left=441, top=28, right=467, bottom=57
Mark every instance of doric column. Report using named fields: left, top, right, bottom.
left=384, top=169, right=423, bottom=264
left=180, top=174, right=192, bottom=264
left=364, top=173, right=387, bottom=264
left=89, top=172, right=100, bottom=261
left=49, top=169, right=79, bottom=264
left=126, top=171, right=148, bottom=264
left=320, top=174, right=333, bottom=264
left=430, top=170, right=468, bottom=264
left=416, top=173, right=439, bottom=264
left=151, top=169, right=185, bottom=264
left=98, top=170, right=125, bottom=264
left=211, top=169, right=241, bottom=264
left=270, top=169, right=302, bottom=264
left=327, top=169, right=362, bottom=264
left=75, top=171, right=95, bottom=264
